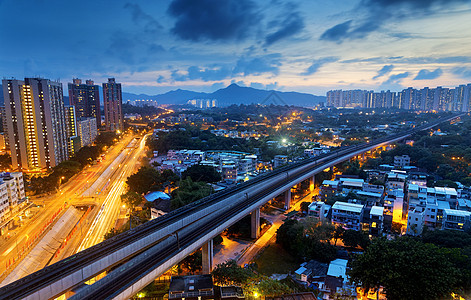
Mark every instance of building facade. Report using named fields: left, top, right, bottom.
left=77, top=117, right=98, bottom=147
left=2, top=78, right=68, bottom=171
left=103, top=78, right=123, bottom=132
left=68, top=78, right=100, bottom=126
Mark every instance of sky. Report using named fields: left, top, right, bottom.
left=1, top=0, right=471, bottom=96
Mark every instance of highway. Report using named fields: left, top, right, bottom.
left=0, top=132, right=137, bottom=283
left=0, top=114, right=462, bottom=300
left=77, top=135, right=149, bottom=251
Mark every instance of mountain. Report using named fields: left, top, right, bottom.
left=123, top=84, right=325, bottom=107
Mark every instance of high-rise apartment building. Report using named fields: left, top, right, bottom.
left=65, top=105, right=81, bottom=156
left=0, top=106, right=9, bottom=150
left=77, top=118, right=98, bottom=147
left=103, top=78, right=123, bottom=132
left=326, top=82, right=471, bottom=113
left=68, top=79, right=100, bottom=127
left=2, top=78, right=69, bottom=171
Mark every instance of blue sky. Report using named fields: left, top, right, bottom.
left=1, top=0, right=471, bottom=95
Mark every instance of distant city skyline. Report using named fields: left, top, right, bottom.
left=1, top=0, right=471, bottom=96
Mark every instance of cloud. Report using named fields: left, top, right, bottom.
left=156, top=75, right=165, bottom=83
left=233, top=54, right=282, bottom=76
left=264, top=4, right=304, bottom=46
left=168, top=0, right=261, bottom=42
left=373, top=65, right=394, bottom=79
left=383, top=72, right=409, bottom=85
left=171, top=65, right=232, bottom=82
left=124, top=3, right=162, bottom=34
left=170, top=53, right=282, bottom=82
left=320, top=20, right=352, bottom=42
left=414, top=68, right=443, bottom=80
left=452, top=67, right=471, bottom=78
left=301, top=57, right=339, bottom=76
left=319, top=0, right=471, bottom=43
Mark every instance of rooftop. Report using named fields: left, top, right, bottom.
left=327, top=259, right=348, bottom=278
left=370, top=206, right=384, bottom=216
left=332, top=202, right=364, bottom=213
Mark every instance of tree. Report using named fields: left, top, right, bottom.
left=277, top=218, right=337, bottom=262
left=256, top=278, right=292, bottom=297
left=126, top=166, right=162, bottom=194
left=182, top=164, right=221, bottom=183
left=341, top=229, right=370, bottom=250
left=0, top=154, right=12, bottom=170
left=300, top=201, right=310, bottom=213
left=333, top=226, right=345, bottom=246
left=121, top=191, right=144, bottom=211
left=349, top=237, right=461, bottom=300
left=95, top=131, right=118, bottom=147
left=212, top=260, right=253, bottom=286
left=170, top=178, right=212, bottom=209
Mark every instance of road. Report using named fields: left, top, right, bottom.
left=0, top=132, right=139, bottom=282
left=77, top=134, right=149, bottom=251
left=237, top=188, right=319, bottom=266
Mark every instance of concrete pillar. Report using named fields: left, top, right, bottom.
left=309, top=175, right=315, bottom=192
left=251, top=208, right=260, bottom=239
left=284, top=189, right=292, bottom=210
left=202, top=239, right=213, bottom=274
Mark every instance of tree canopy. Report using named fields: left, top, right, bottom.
left=170, top=178, right=212, bottom=209
left=182, top=164, right=221, bottom=183
left=349, top=237, right=463, bottom=300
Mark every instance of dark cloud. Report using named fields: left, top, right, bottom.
left=301, top=57, right=339, bottom=76
left=170, top=54, right=282, bottom=82
left=373, top=65, right=394, bottom=79
left=383, top=72, right=409, bottom=85
left=452, top=67, right=471, bottom=78
left=414, top=68, right=443, bottom=80
left=320, top=0, right=471, bottom=42
left=320, top=20, right=352, bottom=42
left=156, top=75, right=165, bottom=83
left=168, top=0, right=261, bottom=42
left=233, top=54, right=282, bottom=76
left=264, top=3, right=304, bottom=46
left=342, top=55, right=471, bottom=65
left=124, top=3, right=162, bottom=34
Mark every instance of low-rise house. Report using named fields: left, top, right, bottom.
left=406, top=209, right=425, bottom=236
left=331, top=202, right=364, bottom=231
left=308, top=201, right=326, bottom=222
left=368, top=206, right=384, bottom=236
left=442, top=209, right=471, bottom=231
left=169, top=275, right=214, bottom=300
left=394, top=155, right=410, bottom=169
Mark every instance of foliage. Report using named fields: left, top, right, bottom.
left=121, top=191, right=144, bottom=211
left=212, top=260, right=253, bottom=286
left=95, top=131, right=118, bottom=147
left=126, top=166, right=177, bottom=194
left=104, top=227, right=126, bottom=240
left=212, top=260, right=293, bottom=297
left=0, top=154, right=12, bottom=170
left=182, top=164, right=221, bottom=183
left=340, top=229, right=370, bottom=250
left=300, top=201, right=310, bottom=213
left=170, top=178, right=212, bottom=209
left=180, top=250, right=202, bottom=273
left=72, top=145, right=100, bottom=166
left=226, top=215, right=270, bottom=238
left=122, top=103, right=164, bottom=117
left=276, top=218, right=337, bottom=262
left=421, top=228, right=471, bottom=249
left=349, top=237, right=462, bottom=300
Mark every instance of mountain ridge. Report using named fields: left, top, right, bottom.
left=123, top=83, right=325, bottom=107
